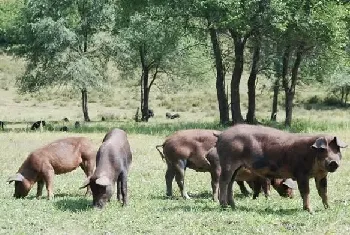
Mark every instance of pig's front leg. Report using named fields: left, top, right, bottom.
left=315, top=175, right=329, bottom=209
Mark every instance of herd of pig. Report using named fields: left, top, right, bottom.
left=6, top=124, right=347, bottom=213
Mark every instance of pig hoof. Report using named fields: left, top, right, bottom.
left=183, top=194, right=191, bottom=200
left=324, top=204, right=329, bottom=209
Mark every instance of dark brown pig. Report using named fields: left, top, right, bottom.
left=81, top=129, right=132, bottom=208
left=7, top=137, right=96, bottom=199
left=156, top=129, right=295, bottom=201
left=216, top=124, right=347, bottom=213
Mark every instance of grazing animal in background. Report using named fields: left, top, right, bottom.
left=63, top=117, right=69, bottom=122
left=147, top=109, right=154, bottom=118
left=155, top=129, right=295, bottom=201
left=74, top=121, right=81, bottom=129
left=165, top=112, right=180, bottom=119
left=30, top=120, right=46, bottom=130
left=101, top=116, right=106, bottom=121
left=0, top=121, right=4, bottom=130
left=7, top=137, right=96, bottom=199
left=216, top=124, right=347, bottom=213
left=59, top=126, right=68, bottom=132
left=81, top=129, right=132, bottom=208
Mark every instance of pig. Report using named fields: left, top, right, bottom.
left=156, top=129, right=295, bottom=201
left=30, top=120, right=46, bottom=130
left=81, top=129, right=132, bottom=208
left=216, top=124, right=347, bottom=213
left=7, top=137, right=96, bottom=199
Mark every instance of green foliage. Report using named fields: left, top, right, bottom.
left=14, top=0, right=114, bottom=93
left=0, top=0, right=24, bottom=48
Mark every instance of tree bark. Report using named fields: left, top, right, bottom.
left=209, top=26, right=229, bottom=125
left=140, top=45, right=150, bottom=122
left=270, top=77, right=280, bottom=121
left=246, top=43, right=260, bottom=124
left=230, top=30, right=247, bottom=124
left=81, top=88, right=90, bottom=122
left=283, top=46, right=303, bottom=127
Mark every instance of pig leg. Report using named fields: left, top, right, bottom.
left=315, top=176, right=329, bottom=209
left=116, top=179, right=122, bottom=201
left=207, top=150, right=221, bottom=201
left=80, top=160, right=94, bottom=196
left=36, top=180, right=44, bottom=199
left=120, top=172, right=128, bottom=206
left=165, top=164, right=175, bottom=197
left=174, top=160, right=190, bottom=199
left=261, top=178, right=271, bottom=199
left=43, top=169, right=55, bottom=200
left=237, top=181, right=250, bottom=197
left=296, top=175, right=311, bottom=213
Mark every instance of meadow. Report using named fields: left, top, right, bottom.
left=1, top=54, right=350, bottom=234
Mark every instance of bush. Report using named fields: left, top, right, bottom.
left=323, top=96, right=342, bottom=106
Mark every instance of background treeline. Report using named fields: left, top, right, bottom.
left=1, top=0, right=349, bottom=126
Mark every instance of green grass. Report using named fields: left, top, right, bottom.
left=2, top=54, right=350, bottom=234
left=1, top=130, right=350, bottom=234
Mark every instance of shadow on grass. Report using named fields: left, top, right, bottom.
left=54, top=197, right=92, bottom=212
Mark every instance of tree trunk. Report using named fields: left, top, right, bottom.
left=230, top=31, right=246, bottom=124
left=140, top=45, right=150, bottom=122
left=209, top=26, right=229, bottom=125
left=284, top=47, right=303, bottom=127
left=270, top=77, right=280, bottom=121
left=81, top=88, right=90, bottom=122
left=246, top=43, right=260, bottom=124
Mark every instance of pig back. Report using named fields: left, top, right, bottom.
left=26, top=137, right=91, bottom=175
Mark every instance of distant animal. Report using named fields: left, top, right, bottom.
left=81, top=129, right=132, bottom=208
left=63, top=117, right=69, bottom=122
left=74, top=121, right=81, bottom=129
left=30, top=121, right=46, bottom=130
left=155, top=129, right=295, bottom=201
left=7, top=137, right=96, bottom=199
left=147, top=109, right=154, bottom=118
left=165, top=112, right=180, bottom=119
left=101, top=116, right=106, bottom=121
left=0, top=121, right=4, bottom=130
left=216, top=124, right=347, bottom=213
left=59, top=126, right=68, bottom=132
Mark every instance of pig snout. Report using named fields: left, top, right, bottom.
left=326, top=160, right=339, bottom=172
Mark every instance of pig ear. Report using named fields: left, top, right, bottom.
left=282, top=179, right=297, bottom=190
left=6, top=173, right=24, bottom=184
left=312, top=137, right=328, bottom=149
left=95, top=176, right=111, bottom=186
left=334, top=137, right=348, bottom=148
left=80, top=177, right=91, bottom=189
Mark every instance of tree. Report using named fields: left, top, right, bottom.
left=14, top=0, right=114, bottom=121
left=114, top=4, right=186, bottom=122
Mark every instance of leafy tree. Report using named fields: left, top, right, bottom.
left=14, top=0, right=114, bottom=121
left=114, top=4, right=187, bottom=122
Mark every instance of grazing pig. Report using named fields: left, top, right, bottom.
left=156, top=129, right=294, bottom=201
left=30, top=120, right=46, bottom=130
left=7, top=137, right=96, bottom=199
left=81, top=129, right=132, bottom=208
left=217, top=124, right=347, bottom=213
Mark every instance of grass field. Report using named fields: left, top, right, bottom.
left=1, top=54, right=350, bottom=234
left=1, top=128, right=350, bottom=234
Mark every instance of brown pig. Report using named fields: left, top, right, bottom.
left=156, top=129, right=295, bottom=201
left=216, top=124, right=347, bottom=213
left=81, top=129, right=132, bottom=208
left=7, top=137, right=96, bottom=199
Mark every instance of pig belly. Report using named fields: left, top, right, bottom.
left=51, top=157, right=82, bottom=174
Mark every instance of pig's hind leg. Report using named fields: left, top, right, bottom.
left=120, top=171, right=128, bottom=206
